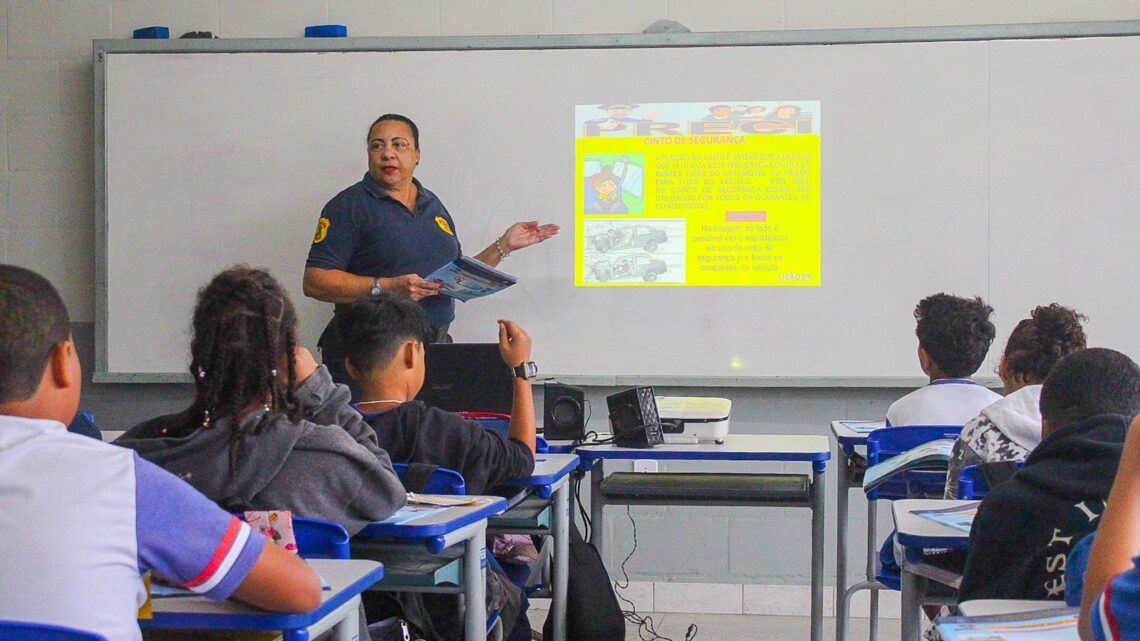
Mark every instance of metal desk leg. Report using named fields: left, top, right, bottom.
left=589, top=459, right=606, bottom=560
left=868, top=501, right=879, bottom=641
left=464, top=525, right=489, bottom=641
left=551, top=481, right=570, bottom=641
left=836, top=450, right=852, bottom=641
left=330, top=595, right=362, bottom=641
left=810, top=461, right=826, bottom=641
left=900, top=566, right=926, bottom=641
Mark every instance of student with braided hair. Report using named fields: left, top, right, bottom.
left=117, top=265, right=406, bottom=535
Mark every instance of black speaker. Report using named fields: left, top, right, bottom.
left=544, top=383, right=585, bottom=441
left=607, top=387, right=664, bottom=448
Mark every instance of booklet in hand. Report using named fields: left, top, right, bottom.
left=426, top=255, right=517, bottom=302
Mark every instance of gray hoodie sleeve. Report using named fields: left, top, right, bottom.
left=294, top=364, right=383, bottom=454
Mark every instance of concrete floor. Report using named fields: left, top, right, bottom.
left=528, top=609, right=881, bottom=641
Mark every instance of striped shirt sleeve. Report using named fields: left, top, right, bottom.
left=133, top=455, right=265, bottom=599
left=1092, top=558, right=1140, bottom=641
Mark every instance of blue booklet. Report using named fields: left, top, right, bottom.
left=425, top=255, right=516, bottom=302
left=936, top=608, right=1078, bottom=640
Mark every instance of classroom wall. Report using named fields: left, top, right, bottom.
left=4, top=0, right=1139, bottom=607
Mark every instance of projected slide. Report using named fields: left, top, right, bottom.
left=574, top=101, right=821, bottom=287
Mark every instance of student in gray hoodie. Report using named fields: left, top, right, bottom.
left=117, top=266, right=406, bottom=535
left=944, top=303, right=1087, bottom=498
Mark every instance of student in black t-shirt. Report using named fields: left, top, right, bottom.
left=335, top=291, right=538, bottom=494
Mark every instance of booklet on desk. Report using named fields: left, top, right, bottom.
left=862, top=439, right=956, bottom=491
left=935, top=608, right=1078, bottom=641
left=425, top=255, right=516, bottom=302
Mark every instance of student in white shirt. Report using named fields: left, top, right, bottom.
left=886, top=292, right=1001, bottom=427
left=0, top=264, right=321, bottom=641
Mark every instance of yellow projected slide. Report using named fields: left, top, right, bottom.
left=574, top=101, right=821, bottom=287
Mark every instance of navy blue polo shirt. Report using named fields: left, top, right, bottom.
left=306, top=173, right=462, bottom=326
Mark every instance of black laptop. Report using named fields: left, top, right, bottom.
left=415, top=343, right=514, bottom=414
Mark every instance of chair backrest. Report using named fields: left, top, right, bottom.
left=866, top=425, right=963, bottom=500
left=67, top=411, right=101, bottom=441
left=290, top=516, right=351, bottom=559
left=459, top=411, right=548, bottom=452
left=957, top=460, right=1025, bottom=499
left=0, top=620, right=107, bottom=641
left=392, top=462, right=467, bottom=495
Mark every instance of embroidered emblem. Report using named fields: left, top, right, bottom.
left=313, top=217, right=330, bottom=244
left=435, top=216, right=455, bottom=236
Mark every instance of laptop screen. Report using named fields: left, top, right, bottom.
left=415, top=343, right=514, bottom=414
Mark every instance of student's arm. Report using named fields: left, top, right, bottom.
left=291, top=346, right=383, bottom=453
left=230, top=542, right=322, bottom=612
left=1079, top=415, right=1140, bottom=640
left=133, top=456, right=322, bottom=611
left=498, top=319, right=536, bottom=454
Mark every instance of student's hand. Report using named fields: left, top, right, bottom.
left=497, top=320, right=532, bottom=368
left=382, top=274, right=443, bottom=301
left=292, top=346, right=319, bottom=385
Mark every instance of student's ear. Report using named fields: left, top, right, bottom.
left=402, top=340, right=419, bottom=371
left=917, top=346, right=933, bottom=375
left=48, top=339, right=80, bottom=391
left=1041, top=418, right=1055, bottom=439
left=344, top=358, right=361, bottom=383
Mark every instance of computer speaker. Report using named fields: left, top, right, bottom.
left=607, top=386, right=664, bottom=448
left=543, top=383, right=585, bottom=441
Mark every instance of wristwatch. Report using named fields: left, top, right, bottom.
left=513, top=361, right=538, bottom=380
left=370, top=277, right=382, bottom=297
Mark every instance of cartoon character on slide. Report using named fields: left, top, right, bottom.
left=585, top=165, right=629, bottom=213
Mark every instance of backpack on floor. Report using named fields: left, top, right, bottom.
left=543, top=524, right=625, bottom=641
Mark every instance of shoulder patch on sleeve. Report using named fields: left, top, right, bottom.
left=313, top=217, right=331, bottom=244
left=435, top=216, right=455, bottom=236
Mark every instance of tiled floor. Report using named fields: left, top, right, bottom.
left=528, top=609, right=879, bottom=641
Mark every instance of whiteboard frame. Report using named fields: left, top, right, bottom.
left=93, top=20, right=1140, bottom=384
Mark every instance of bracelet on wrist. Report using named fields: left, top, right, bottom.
left=495, top=236, right=511, bottom=259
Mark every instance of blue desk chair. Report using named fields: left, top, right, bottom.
left=67, top=411, right=101, bottom=440
left=392, top=462, right=467, bottom=495
left=292, top=516, right=351, bottom=559
left=840, top=425, right=963, bottom=641
left=0, top=621, right=107, bottom=641
left=458, top=412, right=549, bottom=453
left=957, top=461, right=1023, bottom=500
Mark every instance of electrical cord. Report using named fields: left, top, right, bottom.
left=614, top=506, right=699, bottom=641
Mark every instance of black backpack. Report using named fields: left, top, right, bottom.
left=544, top=524, right=625, bottom=641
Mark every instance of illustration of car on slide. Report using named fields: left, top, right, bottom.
left=588, top=255, right=668, bottom=282
left=591, top=224, right=668, bottom=253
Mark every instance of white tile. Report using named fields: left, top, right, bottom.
left=220, top=0, right=328, bottom=38
left=654, top=581, right=741, bottom=614
left=901, top=0, right=992, bottom=27
left=743, top=583, right=836, bottom=617
left=785, top=0, right=905, bottom=30
left=984, top=0, right=1140, bottom=24
left=59, top=58, right=94, bottom=115
left=0, top=60, right=60, bottom=115
left=9, top=1, right=111, bottom=60
left=440, top=0, right=553, bottom=36
left=7, top=1, right=54, bottom=59
left=328, top=0, right=441, bottom=37
left=666, top=0, right=785, bottom=32
left=552, top=0, right=668, bottom=35
left=6, top=112, right=92, bottom=172
left=110, top=0, right=221, bottom=40
left=7, top=171, right=93, bottom=230
left=614, top=580, right=654, bottom=612
left=7, top=227, right=96, bottom=321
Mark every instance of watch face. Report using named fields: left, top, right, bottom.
left=518, top=361, right=538, bottom=379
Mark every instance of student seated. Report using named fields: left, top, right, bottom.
left=958, top=348, right=1140, bottom=602
left=337, top=291, right=537, bottom=494
left=944, top=303, right=1087, bottom=498
left=336, top=291, right=537, bottom=640
left=117, top=266, right=406, bottom=534
left=1076, top=413, right=1140, bottom=640
left=0, top=264, right=321, bottom=641
left=886, top=293, right=1001, bottom=427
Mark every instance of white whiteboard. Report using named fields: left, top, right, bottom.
left=97, top=33, right=1140, bottom=382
